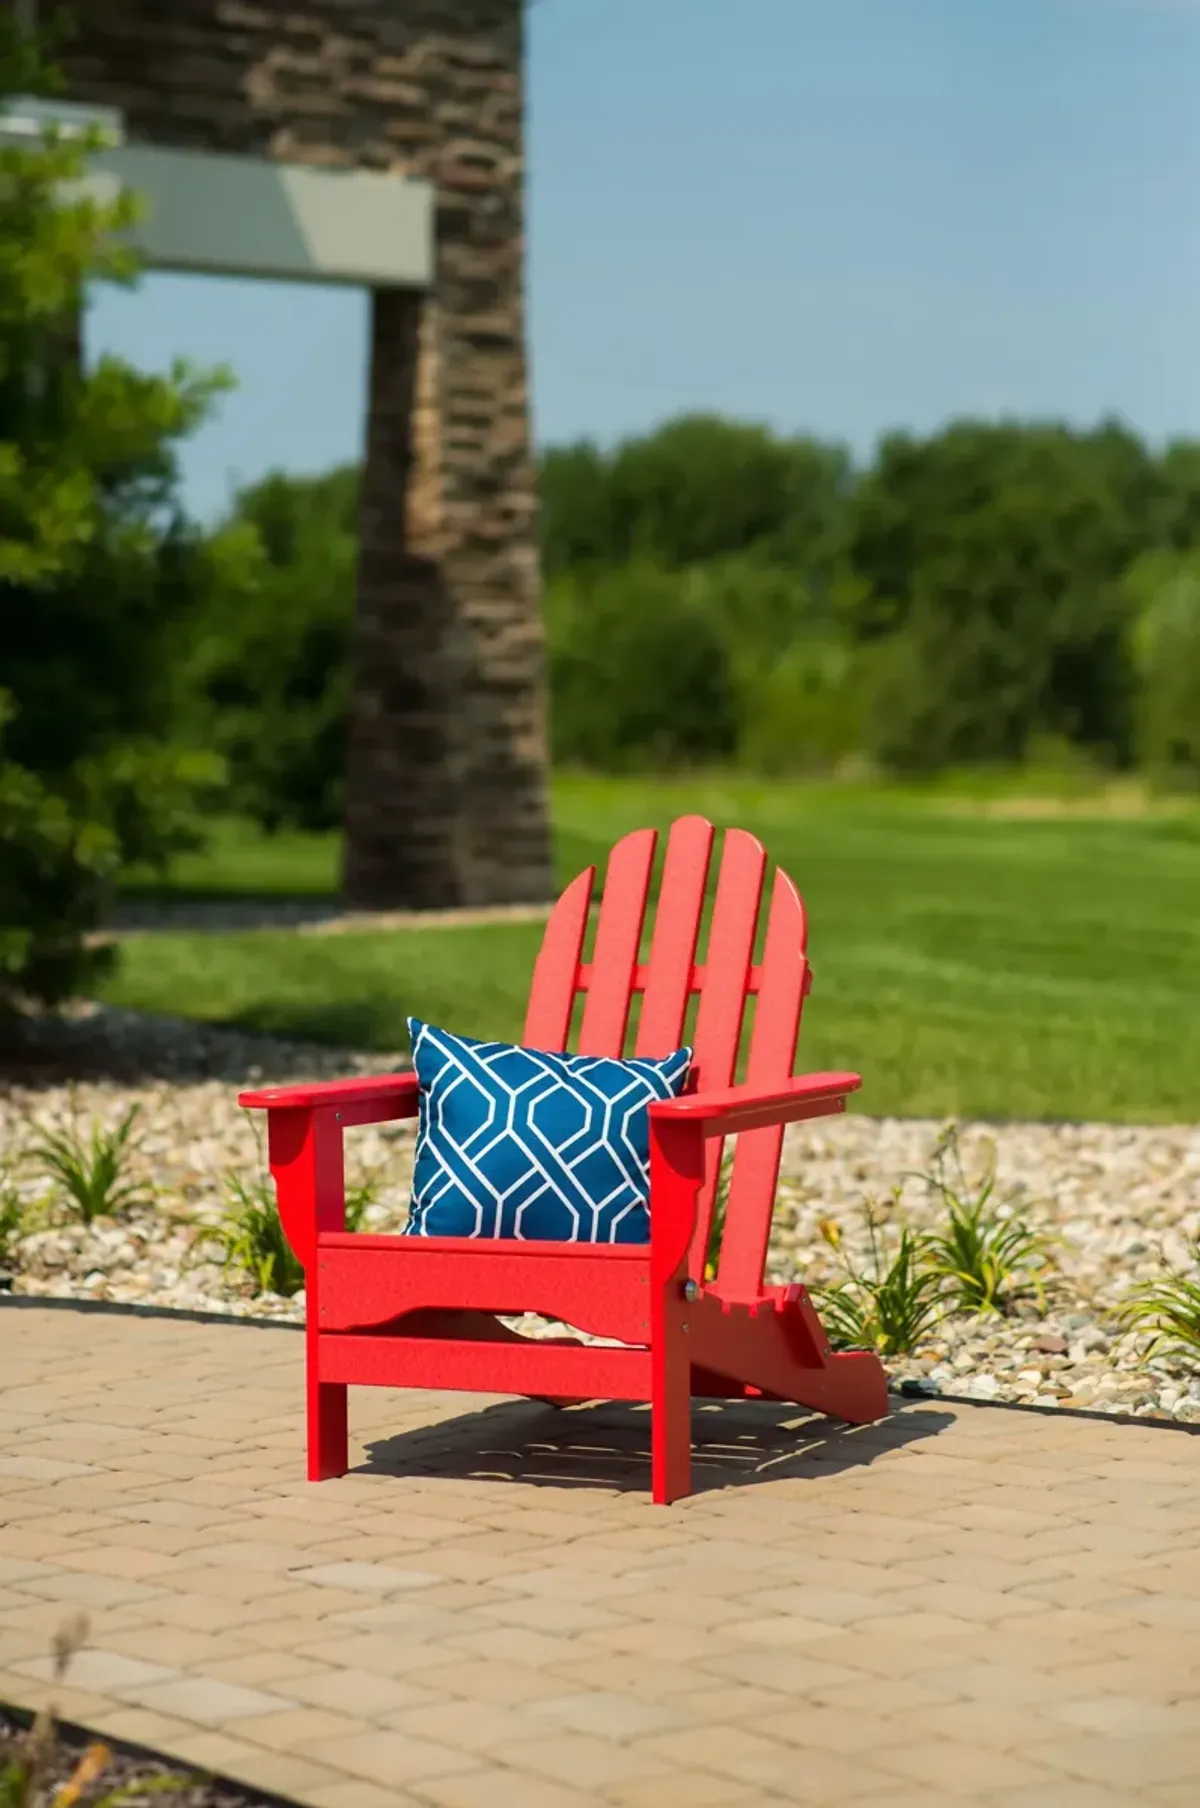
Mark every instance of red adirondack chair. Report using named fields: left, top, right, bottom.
left=239, top=816, right=888, bottom=1504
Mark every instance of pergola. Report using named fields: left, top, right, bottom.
left=7, top=0, right=554, bottom=914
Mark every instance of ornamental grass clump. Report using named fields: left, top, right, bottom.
left=27, top=1102, right=152, bottom=1227
left=810, top=1194, right=945, bottom=1357
left=0, top=1180, right=25, bottom=1272
left=703, top=1151, right=734, bottom=1282
left=917, top=1125, right=1057, bottom=1316
left=194, top=1171, right=374, bottom=1299
left=1116, top=1239, right=1200, bottom=1365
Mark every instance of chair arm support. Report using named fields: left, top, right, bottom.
left=650, top=1071, right=861, bottom=1139
left=648, top=1073, right=861, bottom=1297
left=236, top=1074, right=420, bottom=1271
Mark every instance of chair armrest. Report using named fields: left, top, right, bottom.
left=239, top=1071, right=419, bottom=1129
left=651, top=1071, right=860, bottom=1139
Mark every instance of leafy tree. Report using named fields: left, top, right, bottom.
left=540, top=414, right=852, bottom=585
left=681, top=558, right=869, bottom=773
left=546, top=562, right=739, bottom=770
left=0, top=23, right=226, bottom=1008
left=537, top=417, right=863, bottom=774
left=847, top=421, right=1151, bottom=768
left=1152, top=440, right=1200, bottom=551
left=184, top=466, right=359, bottom=832
left=537, top=439, right=616, bottom=579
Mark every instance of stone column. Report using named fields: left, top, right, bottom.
left=342, top=3, right=552, bottom=908
left=342, top=286, right=465, bottom=905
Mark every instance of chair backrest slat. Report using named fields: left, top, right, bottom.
left=684, top=827, right=768, bottom=1277
left=523, top=865, right=594, bottom=1052
left=715, top=866, right=809, bottom=1301
left=576, top=826, right=657, bottom=1056
left=525, top=817, right=812, bottom=1300
left=635, top=815, right=715, bottom=1058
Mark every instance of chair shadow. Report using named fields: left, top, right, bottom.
left=358, top=1396, right=954, bottom=1497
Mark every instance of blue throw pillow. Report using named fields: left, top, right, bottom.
left=403, top=1018, right=692, bottom=1244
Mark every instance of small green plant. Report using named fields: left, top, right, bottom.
left=918, top=1126, right=1056, bottom=1315
left=1, top=1615, right=185, bottom=1806
left=703, top=1153, right=734, bottom=1282
left=810, top=1197, right=945, bottom=1356
left=194, top=1172, right=373, bottom=1299
left=193, top=1175, right=303, bottom=1299
left=1116, top=1239, right=1200, bottom=1364
left=0, top=1183, right=25, bottom=1271
left=27, top=1103, right=152, bottom=1227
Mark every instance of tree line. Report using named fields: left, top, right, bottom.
left=186, top=413, right=1200, bottom=837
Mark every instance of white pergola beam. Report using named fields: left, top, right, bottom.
left=84, top=143, right=434, bottom=289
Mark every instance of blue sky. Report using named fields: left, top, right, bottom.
left=86, top=0, right=1200, bottom=521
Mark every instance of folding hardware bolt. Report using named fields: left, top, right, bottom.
left=683, top=1280, right=700, bottom=1303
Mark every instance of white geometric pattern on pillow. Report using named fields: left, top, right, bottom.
left=402, top=1018, right=692, bottom=1244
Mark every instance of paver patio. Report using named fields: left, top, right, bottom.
left=1, top=1300, right=1199, bottom=1808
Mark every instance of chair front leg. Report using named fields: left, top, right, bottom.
left=264, top=1105, right=350, bottom=1480
left=648, top=1114, right=705, bottom=1505
left=308, top=1336, right=349, bottom=1481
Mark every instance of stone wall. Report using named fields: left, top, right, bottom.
left=59, top=0, right=553, bottom=909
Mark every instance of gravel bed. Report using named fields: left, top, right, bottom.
left=2, top=1004, right=1198, bottom=1422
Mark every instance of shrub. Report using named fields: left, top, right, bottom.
left=679, top=558, right=869, bottom=773
left=182, top=468, right=359, bottom=832
left=733, top=635, right=870, bottom=774
left=0, top=24, right=227, bottom=1010
left=546, top=562, right=740, bottom=770
left=1124, top=550, right=1200, bottom=788
left=848, top=421, right=1144, bottom=770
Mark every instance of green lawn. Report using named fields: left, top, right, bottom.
left=103, top=775, right=1200, bottom=1123
left=123, top=815, right=342, bottom=901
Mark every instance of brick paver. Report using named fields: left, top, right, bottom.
left=2, top=1300, right=1199, bottom=1806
